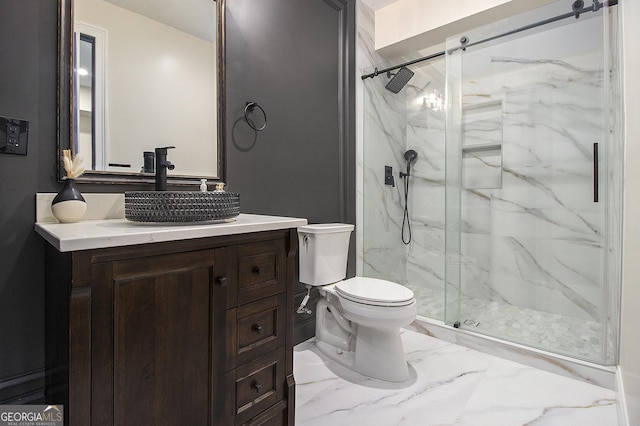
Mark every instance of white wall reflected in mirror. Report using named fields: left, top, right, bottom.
left=74, top=0, right=218, bottom=178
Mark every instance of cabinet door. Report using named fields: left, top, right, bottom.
left=91, top=249, right=229, bottom=425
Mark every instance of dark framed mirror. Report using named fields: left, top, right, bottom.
left=58, top=0, right=225, bottom=185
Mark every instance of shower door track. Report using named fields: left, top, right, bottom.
left=360, top=0, right=618, bottom=81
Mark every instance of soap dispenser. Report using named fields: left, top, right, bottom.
left=200, top=179, right=208, bottom=192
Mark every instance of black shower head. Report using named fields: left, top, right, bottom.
left=401, top=149, right=418, bottom=177
left=385, top=67, right=414, bottom=94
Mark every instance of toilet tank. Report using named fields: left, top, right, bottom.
left=298, top=223, right=354, bottom=286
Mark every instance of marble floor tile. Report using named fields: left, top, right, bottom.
left=294, top=329, right=618, bottom=425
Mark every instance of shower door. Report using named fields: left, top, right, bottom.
left=444, top=1, right=620, bottom=364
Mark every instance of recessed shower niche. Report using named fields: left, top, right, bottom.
left=461, top=101, right=503, bottom=190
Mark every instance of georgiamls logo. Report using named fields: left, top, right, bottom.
left=0, top=405, right=64, bottom=424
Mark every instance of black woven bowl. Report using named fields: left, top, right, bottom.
left=124, top=191, right=240, bottom=223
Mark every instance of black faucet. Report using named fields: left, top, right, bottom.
left=155, top=146, right=175, bottom=191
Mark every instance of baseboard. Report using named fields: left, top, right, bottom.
left=616, top=366, right=630, bottom=426
left=294, top=318, right=316, bottom=345
left=0, top=369, right=45, bottom=404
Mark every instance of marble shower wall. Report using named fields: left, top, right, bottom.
left=359, top=1, right=410, bottom=288
left=358, top=3, right=454, bottom=321
left=361, top=74, right=409, bottom=286
left=454, top=15, right=609, bottom=325
left=362, top=57, right=448, bottom=318
left=404, top=66, right=448, bottom=318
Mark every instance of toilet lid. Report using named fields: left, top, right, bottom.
left=335, top=277, right=415, bottom=307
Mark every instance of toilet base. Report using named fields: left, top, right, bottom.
left=354, top=325, right=410, bottom=382
left=315, top=324, right=410, bottom=383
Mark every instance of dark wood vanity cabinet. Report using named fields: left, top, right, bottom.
left=44, top=229, right=297, bottom=426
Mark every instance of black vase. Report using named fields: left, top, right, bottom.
left=51, top=178, right=87, bottom=223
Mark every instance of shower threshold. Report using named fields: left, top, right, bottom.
left=409, top=315, right=616, bottom=390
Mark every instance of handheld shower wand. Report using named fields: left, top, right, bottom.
left=401, top=149, right=418, bottom=177
left=400, top=150, right=418, bottom=245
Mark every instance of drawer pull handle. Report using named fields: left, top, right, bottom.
left=252, top=381, right=262, bottom=393
left=254, top=324, right=264, bottom=335
left=217, top=276, right=228, bottom=287
left=252, top=266, right=265, bottom=276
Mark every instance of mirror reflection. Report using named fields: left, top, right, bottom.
left=73, top=0, right=218, bottom=179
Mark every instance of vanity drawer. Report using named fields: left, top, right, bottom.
left=227, top=294, right=286, bottom=370
left=241, top=400, right=287, bottom=426
left=234, top=348, right=286, bottom=425
left=237, top=239, right=286, bottom=304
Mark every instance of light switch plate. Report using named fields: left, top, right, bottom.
left=0, top=116, right=29, bottom=156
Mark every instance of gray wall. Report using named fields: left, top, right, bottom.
left=225, top=0, right=356, bottom=343
left=0, top=1, right=136, bottom=402
left=0, top=0, right=59, bottom=403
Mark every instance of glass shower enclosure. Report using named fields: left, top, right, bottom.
left=362, top=0, right=621, bottom=365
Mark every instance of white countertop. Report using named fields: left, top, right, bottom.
left=36, top=214, right=308, bottom=252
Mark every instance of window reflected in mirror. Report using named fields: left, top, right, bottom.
left=76, top=31, right=100, bottom=169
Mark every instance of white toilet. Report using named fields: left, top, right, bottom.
left=298, top=223, right=417, bottom=382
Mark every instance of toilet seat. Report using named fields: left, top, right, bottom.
left=335, top=277, right=415, bottom=307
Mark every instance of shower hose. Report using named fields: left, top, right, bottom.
left=401, top=173, right=412, bottom=245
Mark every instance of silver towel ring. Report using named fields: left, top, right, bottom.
left=244, top=101, right=267, bottom=131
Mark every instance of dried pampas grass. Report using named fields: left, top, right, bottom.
left=62, top=149, right=85, bottom=179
